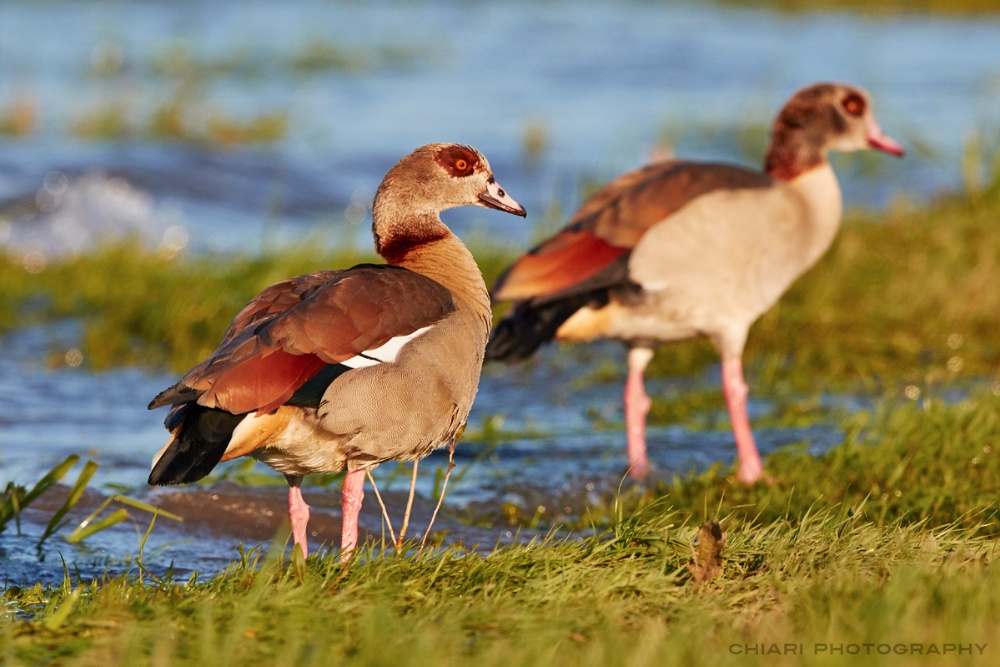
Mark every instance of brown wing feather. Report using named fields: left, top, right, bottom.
left=221, top=271, right=342, bottom=344
left=492, top=160, right=774, bottom=302
left=150, top=265, right=456, bottom=415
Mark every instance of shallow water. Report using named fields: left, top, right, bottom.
left=1, top=0, right=999, bottom=582
left=0, top=323, right=839, bottom=584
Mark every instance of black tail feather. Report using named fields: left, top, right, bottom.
left=285, top=363, right=351, bottom=409
left=486, top=291, right=610, bottom=363
left=148, top=404, right=246, bottom=485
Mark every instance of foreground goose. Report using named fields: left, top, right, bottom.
left=486, top=83, right=902, bottom=484
left=149, top=144, right=526, bottom=558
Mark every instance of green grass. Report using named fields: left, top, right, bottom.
left=0, top=241, right=372, bottom=370
left=148, top=39, right=434, bottom=81
left=4, top=37, right=433, bottom=145
left=4, top=518, right=995, bottom=666
left=3, top=123, right=1000, bottom=667
left=658, top=389, right=999, bottom=534
left=451, top=386, right=999, bottom=538
left=3, top=383, right=999, bottom=665
left=2, top=393, right=998, bottom=666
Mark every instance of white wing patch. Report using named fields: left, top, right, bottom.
left=339, top=325, right=434, bottom=369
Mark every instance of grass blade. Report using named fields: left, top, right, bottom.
left=1, top=455, right=80, bottom=534
left=64, top=495, right=182, bottom=545
left=37, top=460, right=98, bottom=547
left=64, top=508, right=130, bottom=544
left=41, top=587, right=82, bottom=632
left=23, top=455, right=82, bottom=506
left=113, top=496, right=183, bottom=522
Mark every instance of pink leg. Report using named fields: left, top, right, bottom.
left=340, top=468, right=366, bottom=560
left=721, top=357, right=764, bottom=484
left=624, top=347, right=654, bottom=479
left=285, top=475, right=311, bottom=558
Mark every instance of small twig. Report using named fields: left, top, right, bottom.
left=420, top=443, right=456, bottom=551
left=136, top=560, right=163, bottom=585
left=366, top=470, right=397, bottom=547
left=397, top=460, right=419, bottom=550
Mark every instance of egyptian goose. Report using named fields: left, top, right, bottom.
left=148, top=143, right=526, bottom=558
left=486, top=83, right=902, bottom=484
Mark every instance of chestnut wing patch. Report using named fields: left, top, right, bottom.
left=492, top=229, right=629, bottom=302
left=150, top=265, right=456, bottom=415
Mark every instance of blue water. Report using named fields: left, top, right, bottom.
left=2, top=1, right=999, bottom=255
left=1, top=0, right=999, bottom=581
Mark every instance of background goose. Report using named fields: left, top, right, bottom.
left=149, top=143, right=526, bottom=558
left=486, top=83, right=903, bottom=484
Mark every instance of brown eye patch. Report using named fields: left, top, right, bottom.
left=435, top=145, right=480, bottom=178
left=842, top=92, right=866, bottom=117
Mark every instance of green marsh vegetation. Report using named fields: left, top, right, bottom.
left=2, top=159, right=1000, bottom=663
left=4, top=107, right=1000, bottom=667
left=2, top=415, right=997, bottom=666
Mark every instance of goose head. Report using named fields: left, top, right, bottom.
left=765, top=83, right=903, bottom=179
left=375, top=143, right=526, bottom=219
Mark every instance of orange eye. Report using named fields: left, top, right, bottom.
left=455, top=159, right=468, bottom=170
left=843, top=93, right=865, bottom=117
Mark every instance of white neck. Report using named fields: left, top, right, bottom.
left=788, top=162, right=843, bottom=268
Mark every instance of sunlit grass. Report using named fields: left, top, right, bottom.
left=658, top=389, right=999, bottom=535
left=3, top=179, right=1000, bottom=664
left=69, top=100, right=131, bottom=141
left=2, top=482, right=997, bottom=665
left=460, top=386, right=999, bottom=537
left=149, top=43, right=269, bottom=80
left=7, top=385, right=993, bottom=665
left=1, top=455, right=82, bottom=539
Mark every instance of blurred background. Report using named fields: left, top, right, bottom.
left=1, top=0, right=998, bottom=257
left=2, top=0, right=999, bottom=579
